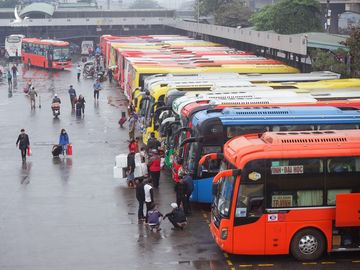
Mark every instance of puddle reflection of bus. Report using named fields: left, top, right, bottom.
left=21, top=38, right=72, bottom=70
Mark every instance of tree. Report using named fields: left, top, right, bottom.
left=196, top=0, right=252, bottom=27
left=129, top=0, right=162, bottom=9
left=345, top=27, right=360, bottom=77
left=250, top=0, right=322, bottom=34
left=215, top=2, right=252, bottom=28
left=310, top=48, right=350, bottom=77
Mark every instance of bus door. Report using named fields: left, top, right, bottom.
left=47, top=47, right=53, bottom=68
left=233, top=160, right=266, bottom=254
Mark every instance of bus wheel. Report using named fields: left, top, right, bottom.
left=291, top=228, right=325, bottom=261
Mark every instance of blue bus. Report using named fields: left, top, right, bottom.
left=180, top=106, right=360, bottom=203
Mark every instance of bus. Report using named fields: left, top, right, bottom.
left=5, top=34, right=24, bottom=58
left=126, top=64, right=299, bottom=101
left=22, top=38, right=72, bottom=69
left=210, top=130, right=360, bottom=261
left=179, top=106, right=360, bottom=203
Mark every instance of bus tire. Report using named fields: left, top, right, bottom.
left=290, top=228, right=325, bottom=261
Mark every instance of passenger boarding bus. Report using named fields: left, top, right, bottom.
left=5, top=34, right=24, bottom=58
left=22, top=38, right=72, bottom=69
left=210, top=130, right=360, bottom=261
left=179, top=106, right=360, bottom=203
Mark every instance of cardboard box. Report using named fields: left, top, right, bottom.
left=332, top=235, right=341, bottom=247
left=115, top=154, right=128, bottom=168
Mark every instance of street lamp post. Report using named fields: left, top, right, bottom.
left=326, top=0, right=331, bottom=33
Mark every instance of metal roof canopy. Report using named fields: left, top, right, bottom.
left=19, top=3, right=55, bottom=18
left=304, top=32, right=349, bottom=51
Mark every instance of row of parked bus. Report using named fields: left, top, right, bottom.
left=101, top=34, right=360, bottom=261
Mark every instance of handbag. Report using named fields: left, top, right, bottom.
left=67, top=144, right=73, bottom=156
left=27, top=147, right=32, bottom=156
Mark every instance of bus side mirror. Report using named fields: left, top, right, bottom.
left=212, top=183, right=218, bottom=196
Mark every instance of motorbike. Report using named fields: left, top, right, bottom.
left=51, top=102, right=61, bottom=118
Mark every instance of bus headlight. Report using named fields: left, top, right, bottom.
left=220, top=227, right=228, bottom=240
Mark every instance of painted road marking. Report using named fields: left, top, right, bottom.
left=321, top=262, right=336, bottom=265
left=227, top=260, right=233, bottom=266
left=302, top=262, right=317, bottom=265
left=352, top=260, right=360, bottom=263
left=223, top=253, right=229, bottom=258
left=258, top=264, right=274, bottom=267
left=239, top=264, right=253, bottom=268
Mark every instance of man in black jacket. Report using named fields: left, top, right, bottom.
left=146, top=132, right=161, bottom=153
left=164, top=203, right=187, bottom=230
left=135, top=178, right=145, bottom=221
left=16, top=129, right=30, bottom=162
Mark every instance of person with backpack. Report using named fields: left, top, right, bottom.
left=164, top=203, right=187, bottom=230
left=16, top=129, right=30, bottom=162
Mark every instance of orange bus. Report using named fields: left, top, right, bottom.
left=210, top=130, right=360, bottom=261
left=21, top=38, right=71, bottom=69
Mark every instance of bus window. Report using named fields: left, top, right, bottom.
left=227, top=125, right=269, bottom=139
left=235, top=160, right=265, bottom=218
left=184, top=142, right=199, bottom=174
left=267, top=158, right=324, bottom=208
left=271, top=125, right=314, bottom=132
left=318, top=124, right=359, bottom=130
left=326, top=156, right=360, bottom=205
left=200, top=146, right=222, bottom=176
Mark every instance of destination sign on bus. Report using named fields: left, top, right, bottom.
left=270, top=165, right=304, bottom=175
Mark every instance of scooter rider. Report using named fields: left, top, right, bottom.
left=51, top=94, right=61, bottom=116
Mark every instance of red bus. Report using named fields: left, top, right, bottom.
left=210, top=130, right=360, bottom=261
left=22, top=38, right=71, bottom=69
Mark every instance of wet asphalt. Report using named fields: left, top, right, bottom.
left=0, top=59, right=359, bottom=270
left=0, top=60, right=225, bottom=270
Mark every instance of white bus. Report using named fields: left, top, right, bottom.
left=5, top=34, right=24, bottom=58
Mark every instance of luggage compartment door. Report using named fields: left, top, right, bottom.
left=335, top=193, right=360, bottom=227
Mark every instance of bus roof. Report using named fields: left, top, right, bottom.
left=225, top=130, right=360, bottom=167
left=132, top=65, right=299, bottom=74
left=22, top=38, right=69, bottom=46
left=192, top=106, right=360, bottom=127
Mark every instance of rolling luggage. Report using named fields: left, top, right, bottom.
left=52, top=145, right=62, bottom=157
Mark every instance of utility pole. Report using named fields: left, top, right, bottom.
left=326, top=0, right=331, bottom=33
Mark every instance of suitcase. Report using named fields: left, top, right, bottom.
left=52, top=145, right=62, bottom=157
left=67, top=144, right=73, bottom=156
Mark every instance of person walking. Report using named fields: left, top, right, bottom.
left=11, top=64, right=18, bottom=80
left=146, top=132, right=161, bottom=153
left=6, top=70, right=12, bottom=87
left=28, top=86, right=38, bottom=109
left=164, top=203, right=187, bottom=230
left=59, top=129, right=69, bottom=157
left=144, top=179, right=154, bottom=222
left=77, top=94, right=86, bottom=115
left=135, top=178, right=146, bottom=221
left=76, top=64, right=82, bottom=81
left=148, top=149, right=161, bottom=188
left=16, top=129, right=30, bottom=162
left=68, top=85, right=77, bottom=109
left=93, top=79, right=102, bottom=100
left=107, top=68, right=113, bottom=83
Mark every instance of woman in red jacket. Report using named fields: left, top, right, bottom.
left=148, top=149, right=161, bottom=188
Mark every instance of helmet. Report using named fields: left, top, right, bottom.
left=54, top=94, right=58, bottom=97
left=170, top=203, right=178, bottom=209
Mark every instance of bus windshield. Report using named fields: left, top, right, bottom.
left=53, top=47, right=70, bottom=60
left=213, top=175, right=235, bottom=217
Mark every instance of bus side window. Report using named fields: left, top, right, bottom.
left=326, top=156, right=360, bottom=205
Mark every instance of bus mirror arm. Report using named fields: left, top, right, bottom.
left=179, top=136, right=203, bottom=148
left=198, top=153, right=224, bottom=166
left=213, top=169, right=239, bottom=184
